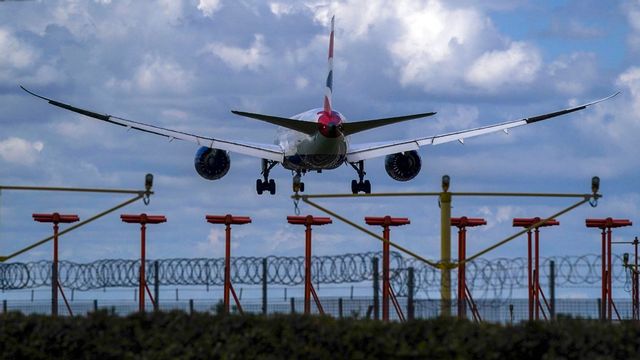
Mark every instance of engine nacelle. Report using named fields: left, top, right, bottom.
left=384, top=151, right=422, bottom=181
left=194, top=147, right=230, bottom=180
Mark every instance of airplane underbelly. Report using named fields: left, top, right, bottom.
left=282, top=135, right=348, bottom=171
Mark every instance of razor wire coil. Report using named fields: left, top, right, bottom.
left=0, top=252, right=624, bottom=299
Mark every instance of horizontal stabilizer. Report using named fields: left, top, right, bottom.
left=231, top=110, right=318, bottom=136
left=343, top=112, right=436, bottom=136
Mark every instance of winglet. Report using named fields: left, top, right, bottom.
left=20, top=85, right=51, bottom=102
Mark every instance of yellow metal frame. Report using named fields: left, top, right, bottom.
left=0, top=181, right=153, bottom=262
left=293, top=185, right=600, bottom=317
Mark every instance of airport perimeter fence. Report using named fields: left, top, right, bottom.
left=1, top=251, right=636, bottom=322
left=0, top=297, right=622, bottom=323
left=0, top=252, right=627, bottom=299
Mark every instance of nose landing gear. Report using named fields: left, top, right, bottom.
left=293, top=171, right=305, bottom=193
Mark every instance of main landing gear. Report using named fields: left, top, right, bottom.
left=256, top=159, right=278, bottom=195
left=350, top=160, right=371, bottom=194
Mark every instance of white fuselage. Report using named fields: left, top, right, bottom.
left=277, top=108, right=349, bottom=171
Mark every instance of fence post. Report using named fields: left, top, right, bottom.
left=2, top=299, right=6, bottom=314
left=509, top=304, right=514, bottom=324
left=550, top=260, right=555, bottom=320
left=338, top=298, right=343, bottom=319
left=597, top=298, right=602, bottom=321
left=408, top=267, right=415, bottom=320
left=93, top=299, right=98, bottom=313
left=189, top=299, right=194, bottom=315
left=290, top=297, right=295, bottom=314
left=154, top=260, right=160, bottom=311
left=373, top=256, right=379, bottom=320
left=262, top=257, right=268, bottom=315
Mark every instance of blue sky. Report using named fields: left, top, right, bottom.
left=1, top=0, right=639, bottom=293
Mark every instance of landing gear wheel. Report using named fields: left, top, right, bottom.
left=299, top=182, right=305, bottom=192
left=256, top=159, right=279, bottom=195
left=350, top=161, right=372, bottom=194
left=363, top=180, right=371, bottom=194
left=351, top=180, right=371, bottom=194
left=256, top=179, right=264, bottom=195
left=268, top=179, right=276, bottom=195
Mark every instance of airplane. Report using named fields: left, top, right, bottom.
left=21, top=16, right=618, bottom=195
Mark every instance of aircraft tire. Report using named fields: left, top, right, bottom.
left=269, top=179, right=276, bottom=195
left=256, top=179, right=264, bottom=195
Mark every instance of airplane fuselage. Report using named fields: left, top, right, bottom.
left=278, top=108, right=349, bottom=171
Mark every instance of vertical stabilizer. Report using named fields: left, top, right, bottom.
left=323, top=15, right=335, bottom=114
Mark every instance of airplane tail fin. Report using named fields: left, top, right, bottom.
left=323, top=15, right=335, bottom=114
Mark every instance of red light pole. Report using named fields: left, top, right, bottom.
left=451, top=216, right=486, bottom=320
left=513, top=217, right=559, bottom=321
left=206, top=214, right=251, bottom=314
left=365, top=216, right=410, bottom=322
left=586, top=218, right=632, bottom=321
left=287, top=215, right=331, bottom=315
left=33, top=212, right=80, bottom=316
left=121, top=213, right=166, bottom=313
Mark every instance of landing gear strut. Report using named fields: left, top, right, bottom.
left=293, top=171, right=305, bottom=193
left=256, top=159, right=278, bottom=195
left=350, top=160, right=371, bottom=194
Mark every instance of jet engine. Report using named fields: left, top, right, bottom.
left=384, top=151, right=422, bottom=181
left=194, top=147, right=230, bottom=180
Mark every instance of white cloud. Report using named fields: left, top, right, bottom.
left=197, top=0, right=222, bottom=18
left=159, top=0, right=185, bottom=24
left=269, top=2, right=295, bottom=17
left=546, top=52, right=597, bottom=95
left=0, top=137, right=44, bottom=165
left=0, top=29, right=63, bottom=85
left=203, top=34, right=270, bottom=71
left=295, top=75, right=309, bottom=89
left=580, top=66, right=640, bottom=146
left=306, top=0, right=543, bottom=94
left=0, top=28, right=36, bottom=69
left=625, top=0, right=640, bottom=51
left=478, top=206, right=523, bottom=231
left=268, top=228, right=302, bottom=252
left=196, top=227, right=238, bottom=257
left=108, top=56, right=195, bottom=94
left=466, top=42, right=541, bottom=91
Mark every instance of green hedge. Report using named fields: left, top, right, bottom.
left=1, top=311, right=639, bottom=359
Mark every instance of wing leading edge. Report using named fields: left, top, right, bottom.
left=346, top=92, right=620, bottom=162
left=20, top=86, right=284, bottom=162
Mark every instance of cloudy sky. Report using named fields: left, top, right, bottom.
left=1, top=0, right=639, bottom=280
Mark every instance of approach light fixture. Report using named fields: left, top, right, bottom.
left=143, top=173, right=154, bottom=205
left=591, top=176, right=600, bottom=194
left=442, top=175, right=450, bottom=192
left=145, top=173, right=154, bottom=191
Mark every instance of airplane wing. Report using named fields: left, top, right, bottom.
left=346, top=92, right=619, bottom=162
left=20, top=86, right=285, bottom=162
